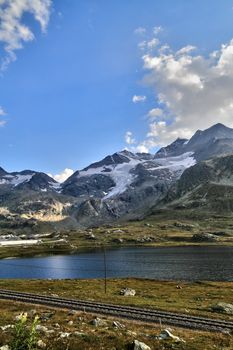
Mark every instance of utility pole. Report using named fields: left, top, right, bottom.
left=103, top=245, right=107, bottom=294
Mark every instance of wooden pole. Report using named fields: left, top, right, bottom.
left=103, top=246, right=107, bottom=294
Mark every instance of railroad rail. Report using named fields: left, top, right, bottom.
left=0, top=289, right=232, bottom=333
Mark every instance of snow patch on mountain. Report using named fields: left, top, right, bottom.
left=104, top=160, right=141, bottom=199
left=49, top=182, right=62, bottom=192
left=75, top=151, right=196, bottom=200
left=151, top=152, right=196, bottom=171
left=0, top=174, right=34, bottom=187
left=104, top=152, right=196, bottom=199
left=76, top=158, right=141, bottom=199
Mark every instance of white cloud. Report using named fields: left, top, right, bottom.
left=153, top=26, right=163, bottom=35
left=0, top=106, right=6, bottom=126
left=49, top=168, right=74, bottom=183
left=136, top=143, right=149, bottom=153
left=132, top=95, right=147, bottom=103
left=147, top=108, right=163, bottom=119
left=137, top=26, right=162, bottom=52
left=138, top=40, right=146, bottom=50
left=0, top=0, right=52, bottom=70
left=0, top=106, right=6, bottom=115
left=134, top=27, right=146, bottom=35
left=147, top=38, right=159, bottom=49
left=0, top=119, right=6, bottom=127
left=133, top=35, right=233, bottom=151
left=176, top=45, right=196, bottom=55
left=138, top=38, right=159, bottom=51
left=125, top=131, right=136, bottom=145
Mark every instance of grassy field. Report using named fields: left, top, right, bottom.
left=0, top=279, right=232, bottom=349
left=0, top=279, right=232, bottom=320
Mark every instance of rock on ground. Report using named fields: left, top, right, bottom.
left=192, top=232, right=217, bottom=242
left=37, top=339, right=47, bottom=349
left=133, top=340, right=151, bottom=350
left=211, top=302, right=233, bottom=315
left=35, top=325, right=49, bottom=333
left=59, top=332, right=71, bottom=338
left=91, top=317, right=107, bottom=327
left=158, top=329, right=184, bottom=343
left=112, top=320, right=125, bottom=329
left=120, top=288, right=136, bottom=296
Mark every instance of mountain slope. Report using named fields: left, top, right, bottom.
left=161, top=155, right=233, bottom=213
left=1, top=122, right=233, bottom=229
left=155, top=123, right=233, bottom=161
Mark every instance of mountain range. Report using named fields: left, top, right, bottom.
left=1, top=122, right=233, bottom=231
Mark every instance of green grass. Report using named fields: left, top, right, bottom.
left=0, top=279, right=232, bottom=320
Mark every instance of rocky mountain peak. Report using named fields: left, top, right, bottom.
left=0, top=167, right=7, bottom=176
left=184, top=123, right=233, bottom=161
left=187, top=123, right=233, bottom=146
left=155, top=137, right=188, bottom=159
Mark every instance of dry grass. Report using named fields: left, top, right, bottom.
left=0, top=279, right=232, bottom=320
left=0, top=299, right=232, bottom=350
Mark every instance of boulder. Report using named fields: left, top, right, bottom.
left=91, top=317, right=107, bottom=327
left=191, top=232, right=217, bottom=242
left=158, top=329, right=184, bottom=343
left=211, top=302, right=233, bottom=315
left=112, top=320, right=125, bottom=329
left=133, top=340, right=151, bottom=350
left=120, top=288, right=136, bottom=296
left=74, top=331, right=87, bottom=337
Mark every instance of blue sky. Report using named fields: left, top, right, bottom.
left=1, top=0, right=233, bottom=180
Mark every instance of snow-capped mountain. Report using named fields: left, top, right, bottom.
left=0, top=169, right=59, bottom=192
left=62, top=150, right=195, bottom=200
left=1, top=122, right=233, bottom=229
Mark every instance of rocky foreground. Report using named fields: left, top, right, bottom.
left=0, top=279, right=232, bottom=349
left=0, top=303, right=232, bottom=350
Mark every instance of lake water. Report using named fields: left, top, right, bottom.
left=0, top=246, right=232, bottom=281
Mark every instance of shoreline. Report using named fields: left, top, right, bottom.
left=1, top=240, right=233, bottom=260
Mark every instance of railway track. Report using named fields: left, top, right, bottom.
left=0, top=289, right=232, bottom=333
